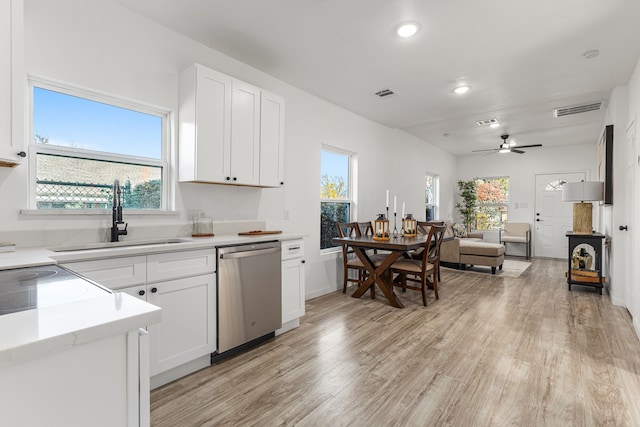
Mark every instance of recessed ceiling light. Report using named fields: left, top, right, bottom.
left=489, top=122, right=500, bottom=128
left=396, top=22, right=420, bottom=38
left=454, top=85, right=470, bottom=94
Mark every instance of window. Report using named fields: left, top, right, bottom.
left=475, top=177, right=509, bottom=230
left=320, top=148, right=353, bottom=250
left=425, top=174, right=439, bottom=221
left=30, top=80, right=168, bottom=211
left=545, top=179, right=567, bottom=191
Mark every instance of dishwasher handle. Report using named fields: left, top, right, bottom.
left=219, top=247, right=280, bottom=259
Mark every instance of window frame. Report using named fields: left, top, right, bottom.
left=320, top=145, right=356, bottom=252
left=474, top=176, right=509, bottom=230
left=27, top=77, right=172, bottom=213
left=425, top=173, right=439, bottom=221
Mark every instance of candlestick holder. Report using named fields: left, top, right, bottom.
left=393, top=212, right=399, bottom=238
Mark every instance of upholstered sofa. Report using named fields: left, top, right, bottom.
left=440, top=221, right=506, bottom=274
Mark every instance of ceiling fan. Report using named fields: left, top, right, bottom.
left=473, top=134, right=542, bottom=155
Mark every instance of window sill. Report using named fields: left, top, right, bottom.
left=320, top=247, right=341, bottom=256
left=20, top=209, right=179, bottom=217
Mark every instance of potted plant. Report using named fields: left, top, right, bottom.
left=456, top=179, right=477, bottom=232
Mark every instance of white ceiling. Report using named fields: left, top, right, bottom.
left=116, top=0, right=640, bottom=156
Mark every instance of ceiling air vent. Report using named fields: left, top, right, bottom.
left=475, top=118, right=499, bottom=126
left=553, top=101, right=603, bottom=118
left=374, top=88, right=395, bottom=98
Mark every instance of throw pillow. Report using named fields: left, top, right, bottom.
left=452, top=223, right=467, bottom=238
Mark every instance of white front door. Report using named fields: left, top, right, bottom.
left=534, top=172, right=586, bottom=259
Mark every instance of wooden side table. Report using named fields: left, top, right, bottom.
left=566, top=232, right=605, bottom=294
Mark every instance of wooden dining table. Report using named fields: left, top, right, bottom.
left=332, top=234, right=430, bottom=308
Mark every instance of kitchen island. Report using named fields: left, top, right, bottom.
left=0, top=268, right=161, bottom=427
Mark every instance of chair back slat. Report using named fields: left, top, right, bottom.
left=426, top=225, right=447, bottom=264
left=417, top=220, right=444, bottom=236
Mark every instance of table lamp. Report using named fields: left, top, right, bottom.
left=561, top=181, right=604, bottom=234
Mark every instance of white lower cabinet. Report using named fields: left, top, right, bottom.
left=121, top=274, right=215, bottom=376
left=280, top=239, right=305, bottom=331
left=62, top=249, right=216, bottom=386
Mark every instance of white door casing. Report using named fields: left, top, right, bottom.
left=624, top=120, right=636, bottom=317
left=534, top=172, right=586, bottom=259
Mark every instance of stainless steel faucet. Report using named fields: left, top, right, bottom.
left=110, top=179, right=128, bottom=242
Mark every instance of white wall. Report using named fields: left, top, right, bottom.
left=0, top=0, right=457, bottom=299
left=602, top=86, right=628, bottom=307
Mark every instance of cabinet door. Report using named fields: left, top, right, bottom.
left=146, top=274, right=216, bottom=376
left=62, top=256, right=147, bottom=289
left=230, top=80, right=260, bottom=185
left=0, top=0, right=24, bottom=167
left=259, top=90, right=285, bottom=187
left=282, top=258, right=305, bottom=324
left=179, top=64, right=232, bottom=183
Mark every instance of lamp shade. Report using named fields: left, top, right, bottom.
left=562, top=181, right=604, bottom=202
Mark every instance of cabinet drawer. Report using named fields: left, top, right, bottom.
left=281, top=239, right=304, bottom=260
left=147, top=249, right=215, bottom=282
left=62, top=256, right=147, bottom=289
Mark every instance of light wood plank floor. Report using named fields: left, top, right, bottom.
left=151, top=258, right=640, bottom=426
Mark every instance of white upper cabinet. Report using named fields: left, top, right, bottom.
left=178, top=64, right=232, bottom=183
left=178, top=63, right=285, bottom=187
left=230, top=79, right=260, bottom=185
left=0, top=0, right=25, bottom=167
left=259, top=90, right=285, bottom=187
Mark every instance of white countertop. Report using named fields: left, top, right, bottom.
left=0, top=232, right=303, bottom=366
left=0, top=232, right=305, bottom=267
left=0, top=291, right=161, bottom=368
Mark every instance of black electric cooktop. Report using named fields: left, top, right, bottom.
left=0, top=265, right=111, bottom=316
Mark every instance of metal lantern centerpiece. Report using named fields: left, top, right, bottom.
left=373, top=213, right=390, bottom=241
left=402, top=213, right=417, bottom=237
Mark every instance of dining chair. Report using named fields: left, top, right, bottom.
left=410, top=221, right=445, bottom=281
left=391, top=224, right=447, bottom=306
left=336, top=222, right=367, bottom=294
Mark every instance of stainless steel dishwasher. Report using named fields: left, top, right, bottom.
left=216, top=241, right=282, bottom=355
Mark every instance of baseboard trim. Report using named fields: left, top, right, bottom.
left=150, top=355, right=211, bottom=389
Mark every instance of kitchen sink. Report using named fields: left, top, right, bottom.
left=49, top=238, right=193, bottom=252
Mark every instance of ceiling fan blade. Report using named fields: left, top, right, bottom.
left=472, top=148, right=499, bottom=152
left=515, top=144, right=542, bottom=149
left=511, top=149, right=525, bottom=154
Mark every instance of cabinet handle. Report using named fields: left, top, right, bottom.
left=226, top=177, right=231, bottom=181
left=151, top=287, right=158, bottom=293
left=280, top=181, right=284, bottom=185
left=301, top=260, right=306, bottom=264
left=17, top=151, right=26, bottom=158
left=233, top=177, right=237, bottom=181
left=289, top=246, right=300, bottom=250
left=619, top=225, right=628, bottom=231
left=138, top=290, right=145, bottom=296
